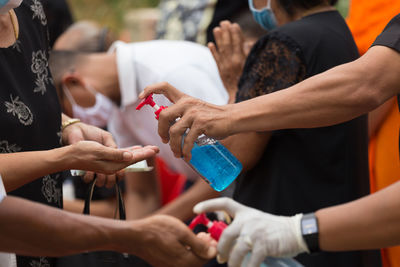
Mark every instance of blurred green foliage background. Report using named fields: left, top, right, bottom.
left=67, top=0, right=350, bottom=34
left=67, top=0, right=160, bottom=33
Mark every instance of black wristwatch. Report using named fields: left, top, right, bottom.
left=301, top=213, right=320, bottom=253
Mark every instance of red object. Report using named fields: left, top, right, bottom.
left=136, top=93, right=168, bottom=120
left=189, top=213, right=228, bottom=241
left=156, top=157, right=186, bottom=206
left=136, top=94, right=156, bottom=110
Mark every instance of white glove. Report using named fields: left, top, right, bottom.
left=194, top=198, right=309, bottom=267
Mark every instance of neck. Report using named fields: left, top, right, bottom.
left=276, top=3, right=334, bottom=25
left=82, top=53, right=121, bottom=105
left=299, top=4, right=335, bottom=19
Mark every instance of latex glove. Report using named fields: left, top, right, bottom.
left=194, top=198, right=309, bottom=267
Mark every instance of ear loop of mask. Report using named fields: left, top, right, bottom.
left=62, top=84, right=78, bottom=107
left=63, top=83, right=97, bottom=107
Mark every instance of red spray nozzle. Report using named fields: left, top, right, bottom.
left=189, top=213, right=228, bottom=241
left=136, top=94, right=156, bottom=110
left=136, top=93, right=168, bottom=120
left=189, top=213, right=210, bottom=230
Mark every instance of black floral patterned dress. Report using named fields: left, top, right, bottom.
left=0, top=1, right=63, bottom=266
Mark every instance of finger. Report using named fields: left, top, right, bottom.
left=157, top=104, right=184, bottom=144
left=95, top=173, right=107, bottom=187
left=101, top=130, right=118, bottom=148
left=213, top=27, right=223, bottom=50
left=219, top=21, right=233, bottom=52
left=83, top=171, right=95, bottom=183
left=105, top=174, right=116, bottom=188
left=100, top=146, right=134, bottom=162
left=182, top=126, right=202, bottom=162
left=116, top=170, right=125, bottom=182
left=180, top=228, right=217, bottom=260
left=130, top=147, right=158, bottom=162
left=228, top=236, right=252, bottom=267
left=247, top=241, right=265, bottom=267
left=231, top=23, right=245, bottom=55
left=193, top=197, right=243, bottom=218
left=208, top=42, right=220, bottom=63
left=139, top=82, right=185, bottom=103
left=217, top=221, right=243, bottom=263
left=168, top=120, right=189, bottom=158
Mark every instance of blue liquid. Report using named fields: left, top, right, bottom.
left=189, top=141, right=242, bottom=191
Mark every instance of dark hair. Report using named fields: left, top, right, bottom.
left=277, top=0, right=338, bottom=18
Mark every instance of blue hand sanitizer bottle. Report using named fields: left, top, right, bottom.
left=136, top=94, right=243, bottom=192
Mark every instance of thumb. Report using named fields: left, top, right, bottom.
left=101, top=146, right=133, bottom=162
left=194, top=197, right=243, bottom=218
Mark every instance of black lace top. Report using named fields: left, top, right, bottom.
left=234, top=11, right=382, bottom=267
left=237, top=32, right=306, bottom=100
left=0, top=1, right=63, bottom=266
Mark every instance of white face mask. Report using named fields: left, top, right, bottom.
left=63, top=84, right=115, bottom=128
left=0, top=0, right=22, bottom=15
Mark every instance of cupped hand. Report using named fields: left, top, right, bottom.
left=140, top=82, right=233, bottom=161
left=68, top=141, right=159, bottom=187
left=194, top=198, right=308, bottom=267
left=62, top=120, right=128, bottom=187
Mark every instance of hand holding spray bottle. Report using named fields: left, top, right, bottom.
left=189, top=213, right=303, bottom=267
left=136, top=94, right=243, bottom=192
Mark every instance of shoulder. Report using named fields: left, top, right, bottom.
left=372, top=13, right=400, bottom=53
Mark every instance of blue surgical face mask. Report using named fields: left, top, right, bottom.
left=0, top=0, right=22, bottom=15
left=248, top=0, right=277, bottom=31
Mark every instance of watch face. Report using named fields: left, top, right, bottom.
left=302, top=218, right=318, bottom=234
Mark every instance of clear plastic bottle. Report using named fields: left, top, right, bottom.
left=136, top=94, right=243, bottom=192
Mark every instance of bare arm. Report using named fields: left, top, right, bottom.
left=317, top=180, right=400, bottom=251
left=221, top=132, right=271, bottom=171
left=140, top=46, right=400, bottom=161
left=0, top=142, right=159, bottom=192
left=232, top=46, right=400, bottom=133
left=368, top=97, right=396, bottom=139
left=155, top=178, right=220, bottom=221
left=0, top=196, right=216, bottom=266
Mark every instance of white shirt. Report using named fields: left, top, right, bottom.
left=108, top=40, right=228, bottom=181
left=0, top=176, right=17, bottom=267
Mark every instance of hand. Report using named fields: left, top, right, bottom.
left=66, top=141, right=159, bottom=188
left=125, top=215, right=217, bottom=267
left=139, top=83, right=234, bottom=161
left=209, top=21, right=247, bottom=102
left=62, top=120, right=122, bottom=187
left=194, top=198, right=308, bottom=267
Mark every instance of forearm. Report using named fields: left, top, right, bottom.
left=317, top=181, right=400, bottom=251
left=231, top=47, right=399, bottom=134
left=0, top=146, right=72, bottom=192
left=0, top=196, right=133, bottom=257
left=155, top=179, right=220, bottom=221
left=221, top=132, right=270, bottom=171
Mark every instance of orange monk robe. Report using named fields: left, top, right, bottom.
left=346, top=0, right=400, bottom=55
